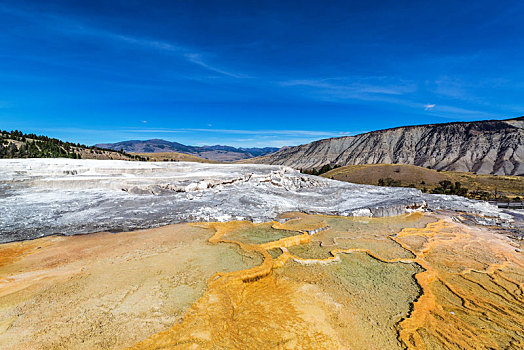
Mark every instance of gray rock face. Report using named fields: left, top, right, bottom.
left=252, top=117, right=524, bottom=175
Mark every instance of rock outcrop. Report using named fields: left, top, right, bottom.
left=251, top=116, right=524, bottom=175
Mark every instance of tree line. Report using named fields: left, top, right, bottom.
left=0, top=130, right=147, bottom=161
left=301, top=163, right=341, bottom=176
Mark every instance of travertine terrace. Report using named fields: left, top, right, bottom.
left=0, top=159, right=522, bottom=349
left=0, top=159, right=511, bottom=243
left=0, top=213, right=522, bottom=349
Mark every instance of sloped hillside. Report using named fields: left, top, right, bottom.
left=96, top=139, right=279, bottom=161
left=0, top=130, right=146, bottom=161
left=321, top=164, right=523, bottom=200
left=251, top=117, right=524, bottom=176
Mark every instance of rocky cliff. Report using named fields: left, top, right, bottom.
left=252, top=117, right=524, bottom=176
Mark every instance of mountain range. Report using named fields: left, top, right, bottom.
left=95, top=139, right=279, bottom=161
left=248, top=116, right=524, bottom=176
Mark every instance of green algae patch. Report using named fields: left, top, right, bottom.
left=267, top=248, right=283, bottom=259
left=323, top=212, right=437, bottom=235
left=221, top=222, right=300, bottom=245
left=286, top=213, right=435, bottom=261
left=279, top=252, right=423, bottom=350
left=287, top=241, right=333, bottom=259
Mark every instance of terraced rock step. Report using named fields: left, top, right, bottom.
left=130, top=213, right=524, bottom=349
left=0, top=159, right=509, bottom=243
left=1, top=213, right=521, bottom=349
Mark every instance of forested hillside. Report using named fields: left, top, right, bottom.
left=0, top=130, right=146, bottom=161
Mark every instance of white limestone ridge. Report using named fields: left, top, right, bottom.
left=0, top=159, right=509, bottom=243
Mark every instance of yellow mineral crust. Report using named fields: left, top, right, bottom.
left=0, top=224, right=261, bottom=349
left=132, top=215, right=523, bottom=350
left=394, top=220, right=524, bottom=349
left=130, top=221, right=339, bottom=349
left=0, top=213, right=522, bottom=349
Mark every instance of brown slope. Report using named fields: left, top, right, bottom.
left=321, top=164, right=523, bottom=199
left=131, top=152, right=220, bottom=163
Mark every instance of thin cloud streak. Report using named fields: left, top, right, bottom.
left=184, top=53, right=250, bottom=79
left=281, top=78, right=417, bottom=95
left=281, top=77, right=502, bottom=120
left=88, top=31, right=249, bottom=79
left=0, top=2, right=247, bottom=80
left=122, top=127, right=352, bottom=137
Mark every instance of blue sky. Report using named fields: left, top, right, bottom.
left=0, top=0, right=523, bottom=147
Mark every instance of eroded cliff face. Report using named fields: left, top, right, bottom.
left=255, top=117, right=524, bottom=175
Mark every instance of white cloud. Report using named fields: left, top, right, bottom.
left=424, top=104, right=436, bottom=111
left=0, top=3, right=247, bottom=80
left=281, top=78, right=416, bottom=96
left=122, top=127, right=350, bottom=137
left=104, top=35, right=247, bottom=79
left=184, top=53, right=249, bottom=79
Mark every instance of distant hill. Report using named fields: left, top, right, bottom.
left=95, top=139, right=279, bottom=161
left=249, top=116, right=524, bottom=176
left=0, top=130, right=146, bottom=161
left=130, top=152, right=220, bottom=164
